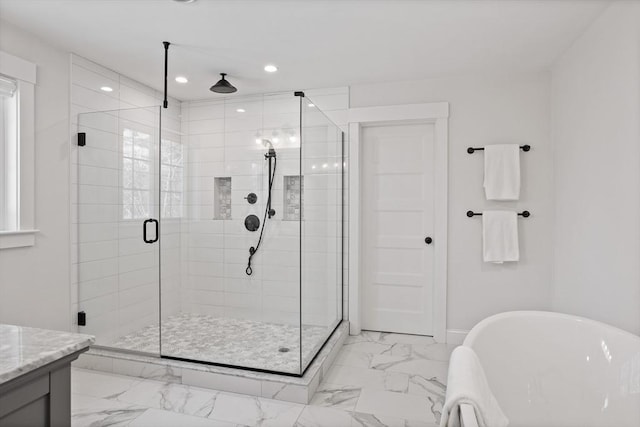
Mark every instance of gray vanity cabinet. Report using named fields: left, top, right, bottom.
left=0, top=349, right=86, bottom=427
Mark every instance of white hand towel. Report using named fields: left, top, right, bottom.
left=484, top=144, right=520, bottom=201
left=482, top=211, right=519, bottom=263
left=440, top=346, right=509, bottom=427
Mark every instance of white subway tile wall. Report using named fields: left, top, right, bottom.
left=71, top=52, right=349, bottom=369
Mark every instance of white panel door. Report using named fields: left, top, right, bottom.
left=362, top=123, right=435, bottom=335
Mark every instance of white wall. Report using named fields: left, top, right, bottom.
left=0, top=21, right=71, bottom=331
left=551, top=2, right=640, bottom=335
left=351, top=73, right=554, bottom=332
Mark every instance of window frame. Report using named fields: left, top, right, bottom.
left=0, top=51, right=37, bottom=249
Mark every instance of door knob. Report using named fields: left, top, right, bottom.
left=425, top=236, right=433, bottom=245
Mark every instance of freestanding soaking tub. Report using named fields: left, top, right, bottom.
left=459, top=311, right=640, bottom=427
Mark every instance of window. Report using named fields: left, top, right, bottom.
left=0, top=51, right=37, bottom=249
left=161, top=139, right=183, bottom=219
left=122, top=128, right=152, bottom=220
left=121, top=130, right=183, bottom=220
left=0, top=75, right=18, bottom=231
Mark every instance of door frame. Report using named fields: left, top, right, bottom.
left=348, top=102, right=449, bottom=342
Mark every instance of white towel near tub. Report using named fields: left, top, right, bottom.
left=440, top=346, right=509, bottom=427
left=484, top=144, right=520, bottom=200
left=483, top=211, right=519, bottom=263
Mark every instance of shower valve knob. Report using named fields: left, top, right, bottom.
left=244, top=193, right=257, bottom=204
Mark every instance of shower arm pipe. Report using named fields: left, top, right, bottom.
left=163, top=41, right=170, bottom=109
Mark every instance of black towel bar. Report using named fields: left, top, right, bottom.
left=467, top=145, right=530, bottom=154
left=467, top=210, right=530, bottom=218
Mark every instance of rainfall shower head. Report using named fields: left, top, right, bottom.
left=210, top=73, right=237, bottom=94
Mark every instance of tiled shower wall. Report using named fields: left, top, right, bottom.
left=70, top=54, right=183, bottom=345
left=70, top=52, right=349, bottom=345
left=180, top=88, right=349, bottom=327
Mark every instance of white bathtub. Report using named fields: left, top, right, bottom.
left=460, top=311, right=640, bottom=427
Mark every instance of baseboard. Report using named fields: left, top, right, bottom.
left=446, top=329, right=469, bottom=345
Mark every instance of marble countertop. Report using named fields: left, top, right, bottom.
left=0, top=324, right=94, bottom=385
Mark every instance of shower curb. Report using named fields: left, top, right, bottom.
left=73, top=321, right=348, bottom=404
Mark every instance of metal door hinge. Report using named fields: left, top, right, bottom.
left=78, top=311, right=86, bottom=326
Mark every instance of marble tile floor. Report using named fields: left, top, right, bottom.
left=72, top=330, right=457, bottom=427
left=108, top=313, right=329, bottom=373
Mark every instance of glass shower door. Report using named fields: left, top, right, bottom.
left=76, top=106, right=161, bottom=355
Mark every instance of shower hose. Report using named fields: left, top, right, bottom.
left=246, top=156, right=277, bottom=275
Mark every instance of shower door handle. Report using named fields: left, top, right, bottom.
left=143, top=218, right=159, bottom=244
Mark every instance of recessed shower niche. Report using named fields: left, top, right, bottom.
left=284, top=175, right=304, bottom=221
left=214, top=177, right=232, bottom=220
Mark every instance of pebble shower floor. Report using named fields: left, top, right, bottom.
left=109, top=313, right=329, bottom=373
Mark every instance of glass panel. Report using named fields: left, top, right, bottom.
left=77, top=106, right=161, bottom=355
left=300, top=96, right=344, bottom=372
left=159, top=125, right=184, bottom=351
left=160, top=94, right=304, bottom=374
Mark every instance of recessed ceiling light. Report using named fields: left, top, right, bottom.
left=100, top=86, right=113, bottom=92
left=175, top=76, right=188, bottom=84
left=236, top=108, right=245, bottom=113
left=264, top=64, right=278, bottom=73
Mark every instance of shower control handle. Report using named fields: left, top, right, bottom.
left=424, top=236, right=433, bottom=245
left=245, top=215, right=260, bottom=232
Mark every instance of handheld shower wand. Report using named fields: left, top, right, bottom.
left=263, top=139, right=276, bottom=219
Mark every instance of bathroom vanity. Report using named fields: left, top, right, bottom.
left=0, top=324, right=93, bottom=426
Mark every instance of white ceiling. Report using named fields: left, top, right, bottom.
left=0, top=0, right=609, bottom=101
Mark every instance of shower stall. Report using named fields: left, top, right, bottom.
left=76, top=92, right=344, bottom=376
